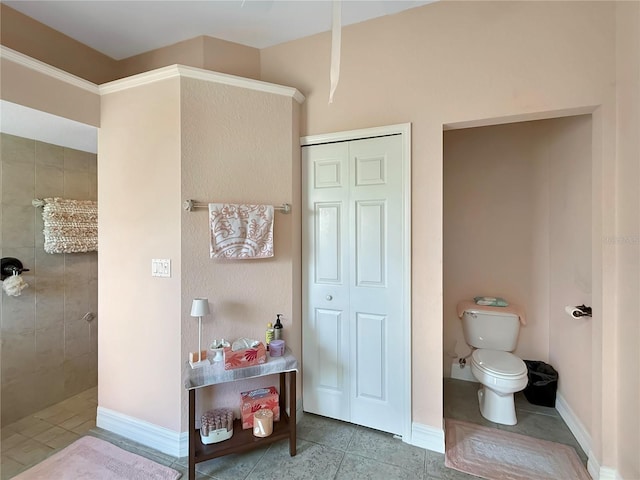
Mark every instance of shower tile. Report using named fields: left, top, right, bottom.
left=34, top=212, right=44, bottom=249
left=1, top=454, right=28, bottom=479
left=35, top=164, right=64, bottom=199
left=2, top=205, right=35, bottom=247
left=1, top=331, right=36, bottom=383
left=35, top=141, right=64, bottom=168
left=35, top=327, right=64, bottom=366
left=1, top=286, right=36, bottom=334
left=35, top=289, right=64, bottom=331
left=63, top=170, right=89, bottom=200
left=1, top=134, right=35, bottom=166
left=87, top=155, right=97, bottom=174
left=64, top=353, right=97, bottom=397
left=2, top=162, right=35, bottom=206
left=88, top=175, right=98, bottom=201
left=63, top=148, right=90, bottom=172
left=3, top=437, right=54, bottom=466
left=0, top=378, right=37, bottom=426
left=35, top=251, right=65, bottom=278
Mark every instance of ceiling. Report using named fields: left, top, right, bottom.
left=5, top=0, right=433, bottom=60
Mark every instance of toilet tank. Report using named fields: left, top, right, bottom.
left=461, top=308, right=521, bottom=351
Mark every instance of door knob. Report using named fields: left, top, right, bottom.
left=326, top=295, right=333, bottom=301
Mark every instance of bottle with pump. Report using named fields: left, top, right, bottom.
left=265, top=322, right=274, bottom=350
left=274, top=314, right=283, bottom=340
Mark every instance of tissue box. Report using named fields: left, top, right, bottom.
left=240, top=386, right=280, bottom=429
left=224, top=342, right=267, bottom=370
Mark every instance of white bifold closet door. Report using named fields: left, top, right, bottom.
left=302, top=134, right=405, bottom=435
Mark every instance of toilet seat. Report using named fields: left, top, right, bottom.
left=471, top=349, right=527, bottom=379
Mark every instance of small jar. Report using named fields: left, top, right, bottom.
left=269, top=340, right=285, bottom=357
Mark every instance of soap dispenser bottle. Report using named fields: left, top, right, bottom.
left=274, top=314, right=283, bottom=340
left=265, top=322, right=274, bottom=350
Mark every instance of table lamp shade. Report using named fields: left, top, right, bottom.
left=191, top=298, right=210, bottom=317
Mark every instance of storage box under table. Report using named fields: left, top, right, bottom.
left=240, top=386, right=280, bottom=429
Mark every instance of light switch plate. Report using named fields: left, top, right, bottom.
left=152, top=259, right=171, bottom=277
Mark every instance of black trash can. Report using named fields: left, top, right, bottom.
left=523, top=360, right=558, bottom=407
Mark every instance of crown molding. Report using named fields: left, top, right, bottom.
left=100, top=64, right=305, bottom=103
left=0, top=46, right=305, bottom=103
left=0, top=46, right=100, bottom=94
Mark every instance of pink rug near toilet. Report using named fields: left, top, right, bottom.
left=445, top=418, right=591, bottom=480
left=13, top=436, right=181, bottom=480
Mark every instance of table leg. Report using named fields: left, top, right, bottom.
left=289, top=371, right=296, bottom=456
left=189, top=389, right=195, bottom=480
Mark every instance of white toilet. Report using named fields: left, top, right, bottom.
left=460, top=305, right=528, bottom=425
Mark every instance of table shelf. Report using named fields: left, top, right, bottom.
left=185, top=351, right=297, bottom=480
left=194, top=413, right=292, bottom=461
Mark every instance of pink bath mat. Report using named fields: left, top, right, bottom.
left=445, top=418, right=590, bottom=480
left=13, top=435, right=181, bottom=480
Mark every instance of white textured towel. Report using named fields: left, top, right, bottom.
left=41, top=198, right=98, bottom=254
left=209, top=204, right=274, bottom=259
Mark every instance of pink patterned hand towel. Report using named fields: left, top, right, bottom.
left=209, top=204, right=274, bottom=259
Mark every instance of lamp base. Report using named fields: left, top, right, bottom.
left=189, top=359, right=210, bottom=369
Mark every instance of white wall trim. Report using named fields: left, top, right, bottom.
left=100, top=64, right=305, bottom=103
left=556, top=393, right=622, bottom=480
left=300, top=123, right=412, bottom=442
left=96, top=406, right=187, bottom=458
left=555, top=392, right=592, bottom=459
left=300, top=123, right=411, bottom=146
left=0, top=46, right=99, bottom=94
left=410, top=422, right=445, bottom=453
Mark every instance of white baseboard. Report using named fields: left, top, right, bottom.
left=410, top=422, right=445, bottom=453
left=555, top=392, right=591, bottom=457
left=96, top=406, right=186, bottom=457
left=98, top=399, right=305, bottom=460
left=449, top=361, right=476, bottom=382
left=556, top=393, right=621, bottom=480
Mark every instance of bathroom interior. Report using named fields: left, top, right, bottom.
left=0, top=106, right=99, bottom=427
left=442, top=114, right=593, bottom=456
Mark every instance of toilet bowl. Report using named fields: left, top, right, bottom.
left=470, top=349, right=528, bottom=425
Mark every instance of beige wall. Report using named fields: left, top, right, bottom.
left=614, top=2, right=640, bottom=479
left=0, top=59, right=100, bottom=127
left=98, top=78, right=183, bottom=430
left=1, top=133, right=98, bottom=425
left=260, top=0, right=617, bottom=465
left=546, top=115, right=593, bottom=430
left=179, top=78, right=300, bottom=428
left=99, top=72, right=300, bottom=433
left=0, top=4, right=117, bottom=84
left=118, top=36, right=260, bottom=81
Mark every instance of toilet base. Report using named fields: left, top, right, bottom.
left=477, top=386, right=518, bottom=425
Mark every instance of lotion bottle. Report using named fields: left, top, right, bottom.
left=265, top=322, right=274, bottom=350
left=274, top=314, right=283, bottom=340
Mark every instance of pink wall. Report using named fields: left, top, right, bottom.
left=98, top=78, right=183, bottom=430
left=260, top=1, right=616, bottom=444
left=179, top=77, right=300, bottom=429
left=614, top=2, right=640, bottom=478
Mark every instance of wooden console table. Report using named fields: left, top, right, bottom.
left=184, top=350, right=298, bottom=480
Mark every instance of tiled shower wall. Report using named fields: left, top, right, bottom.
left=0, top=133, right=98, bottom=425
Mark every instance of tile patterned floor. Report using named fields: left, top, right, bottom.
left=1, top=379, right=587, bottom=479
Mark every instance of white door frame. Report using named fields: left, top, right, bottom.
left=300, top=123, right=412, bottom=443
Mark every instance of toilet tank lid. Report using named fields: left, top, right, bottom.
left=456, top=300, right=527, bottom=326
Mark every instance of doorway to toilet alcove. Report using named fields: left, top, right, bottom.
left=442, top=114, right=593, bottom=449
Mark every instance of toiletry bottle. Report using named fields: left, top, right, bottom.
left=265, top=322, right=274, bottom=350
left=274, top=314, right=283, bottom=340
